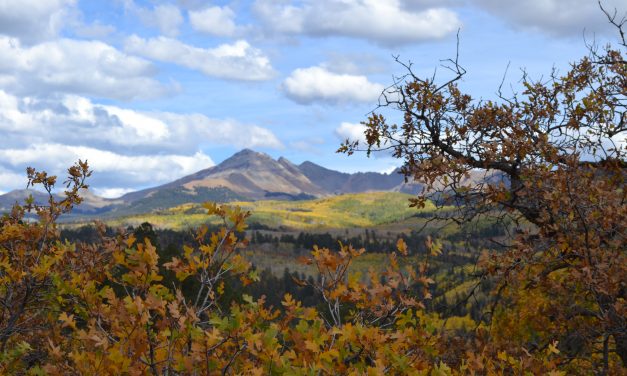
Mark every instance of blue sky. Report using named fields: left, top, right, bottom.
left=0, top=0, right=624, bottom=197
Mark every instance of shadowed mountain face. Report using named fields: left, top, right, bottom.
left=298, top=161, right=404, bottom=194
left=0, top=149, right=501, bottom=218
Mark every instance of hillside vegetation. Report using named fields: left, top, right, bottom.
left=233, top=192, right=436, bottom=228
left=88, top=191, right=438, bottom=230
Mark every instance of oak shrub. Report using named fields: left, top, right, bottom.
left=339, top=11, right=626, bottom=375
left=0, top=161, right=613, bottom=375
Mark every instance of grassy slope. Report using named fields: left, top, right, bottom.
left=91, top=192, right=437, bottom=230
left=235, top=192, right=434, bottom=228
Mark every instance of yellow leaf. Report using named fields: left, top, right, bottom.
left=59, top=312, right=76, bottom=330
left=319, top=349, right=339, bottom=363
left=125, top=234, right=136, bottom=247
left=548, top=340, right=560, bottom=355
left=305, top=340, right=319, bottom=353
left=396, top=238, right=408, bottom=256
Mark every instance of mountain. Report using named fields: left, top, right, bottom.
left=0, top=188, right=122, bottom=215
left=120, top=149, right=325, bottom=204
left=0, top=149, right=504, bottom=220
left=298, top=161, right=405, bottom=193
left=0, top=189, right=52, bottom=210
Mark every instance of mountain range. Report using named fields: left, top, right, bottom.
left=0, top=149, right=496, bottom=219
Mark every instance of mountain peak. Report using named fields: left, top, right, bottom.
left=217, top=149, right=274, bottom=170
left=234, top=148, right=258, bottom=156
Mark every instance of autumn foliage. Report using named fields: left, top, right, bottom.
left=339, top=11, right=627, bottom=375
left=0, top=161, right=582, bottom=375
left=1, top=10, right=626, bottom=376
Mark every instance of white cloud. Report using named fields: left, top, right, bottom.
left=154, top=112, right=284, bottom=150
left=189, top=6, right=238, bottom=37
left=0, top=143, right=215, bottom=188
left=401, top=0, right=462, bottom=8
left=253, top=0, right=461, bottom=46
left=73, top=20, right=116, bottom=38
left=282, top=66, right=383, bottom=105
left=0, top=90, right=284, bottom=193
left=472, top=0, right=626, bottom=37
left=94, top=187, right=135, bottom=199
left=335, top=122, right=367, bottom=144
left=148, top=4, right=184, bottom=37
left=101, top=105, right=171, bottom=142
left=125, top=36, right=275, bottom=81
left=0, top=0, right=75, bottom=44
left=0, top=166, right=25, bottom=190
left=125, top=1, right=184, bottom=37
left=0, top=91, right=283, bottom=153
left=0, top=36, right=171, bottom=100
left=378, top=165, right=400, bottom=174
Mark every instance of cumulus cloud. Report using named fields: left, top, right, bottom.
left=0, top=143, right=215, bottom=190
left=0, top=91, right=283, bottom=153
left=282, top=66, right=383, bottom=105
left=0, top=0, right=75, bottom=44
left=189, top=6, right=238, bottom=37
left=125, top=36, right=275, bottom=81
left=0, top=36, right=172, bottom=100
left=0, top=166, right=25, bottom=192
left=472, top=0, right=626, bottom=37
left=0, top=91, right=283, bottom=193
left=94, top=188, right=135, bottom=199
left=73, top=21, right=116, bottom=38
left=335, top=122, right=367, bottom=144
left=154, top=112, right=283, bottom=150
left=146, top=4, right=184, bottom=37
left=253, top=0, right=461, bottom=46
left=125, top=1, right=184, bottom=37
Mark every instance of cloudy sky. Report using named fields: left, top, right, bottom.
left=0, top=0, right=624, bottom=197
